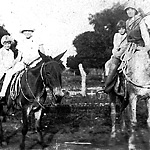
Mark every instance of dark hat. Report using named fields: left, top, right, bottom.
left=116, top=20, right=126, bottom=29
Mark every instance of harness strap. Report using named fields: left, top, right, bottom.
left=123, top=70, right=150, bottom=89
left=20, top=64, right=46, bottom=104
left=120, top=45, right=150, bottom=89
left=20, top=62, right=58, bottom=108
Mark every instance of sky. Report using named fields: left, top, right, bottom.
left=0, top=0, right=149, bottom=65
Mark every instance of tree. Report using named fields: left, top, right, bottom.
left=89, top=2, right=127, bottom=50
left=73, top=31, right=107, bottom=68
left=66, top=55, right=79, bottom=69
left=67, top=2, right=127, bottom=71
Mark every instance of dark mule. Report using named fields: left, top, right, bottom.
left=107, top=84, right=128, bottom=141
left=105, top=62, right=129, bottom=143
left=0, top=50, right=66, bottom=149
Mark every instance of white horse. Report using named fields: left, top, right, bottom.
left=106, top=43, right=150, bottom=149
left=121, top=45, right=150, bottom=149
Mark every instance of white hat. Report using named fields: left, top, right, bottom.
left=124, top=1, right=138, bottom=12
left=1, top=35, right=14, bottom=45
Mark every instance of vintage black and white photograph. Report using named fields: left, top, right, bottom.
left=0, top=0, right=150, bottom=149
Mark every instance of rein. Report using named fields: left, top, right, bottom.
left=121, top=47, right=150, bottom=89
left=42, top=61, right=58, bottom=106
left=123, top=69, right=150, bottom=89
left=20, top=61, right=58, bottom=107
left=20, top=63, right=46, bottom=106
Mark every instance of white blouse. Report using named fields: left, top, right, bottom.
left=0, top=47, right=15, bottom=71
left=112, top=32, right=127, bottom=55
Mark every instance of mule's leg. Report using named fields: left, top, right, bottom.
left=0, top=104, right=7, bottom=147
left=109, top=92, right=117, bottom=139
left=129, top=94, right=137, bottom=128
left=0, top=103, right=3, bottom=146
left=146, top=99, right=150, bottom=149
left=128, top=94, right=137, bottom=150
left=147, top=99, right=150, bottom=127
left=0, top=115, right=3, bottom=146
left=34, top=108, right=45, bottom=147
left=119, top=96, right=129, bottom=132
left=20, top=106, right=31, bottom=150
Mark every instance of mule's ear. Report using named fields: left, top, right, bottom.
left=54, top=50, right=67, bottom=61
left=38, top=50, right=46, bottom=58
left=38, top=50, right=51, bottom=62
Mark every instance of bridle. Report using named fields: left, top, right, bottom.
left=41, top=62, right=59, bottom=106
left=20, top=61, right=59, bottom=106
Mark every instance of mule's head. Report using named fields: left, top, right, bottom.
left=38, top=50, right=66, bottom=103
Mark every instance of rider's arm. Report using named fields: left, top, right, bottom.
left=112, top=33, right=119, bottom=55
left=139, top=19, right=150, bottom=50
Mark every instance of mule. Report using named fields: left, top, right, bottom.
left=107, top=46, right=150, bottom=148
left=122, top=48, right=150, bottom=149
left=107, top=86, right=128, bottom=142
left=0, top=50, right=66, bottom=150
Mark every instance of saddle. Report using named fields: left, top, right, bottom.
left=9, top=70, right=24, bottom=100
left=9, top=58, right=42, bottom=100
left=105, top=71, right=126, bottom=97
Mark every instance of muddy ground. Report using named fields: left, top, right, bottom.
left=0, top=71, right=149, bottom=150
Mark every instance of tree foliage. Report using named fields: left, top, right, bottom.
left=73, top=31, right=107, bottom=68
left=67, top=2, right=127, bottom=70
left=89, top=2, right=127, bottom=49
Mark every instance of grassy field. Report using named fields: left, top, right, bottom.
left=61, top=69, right=109, bottom=106
left=62, top=69, right=104, bottom=89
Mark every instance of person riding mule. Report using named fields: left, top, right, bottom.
left=104, top=20, right=127, bottom=93
left=0, top=50, right=66, bottom=149
left=17, top=26, right=45, bottom=66
left=103, top=2, right=150, bottom=145
left=104, top=1, right=150, bottom=94
left=0, top=35, right=22, bottom=98
left=120, top=2, right=150, bottom=79
left=0, top=25, right=46, bottom=99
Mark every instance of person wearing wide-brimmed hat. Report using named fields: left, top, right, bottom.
left=104, top=1, right=150, bottom=93
left=17, top=25, right=45, bottom=66
left=124, top=1, right=150, bottom=51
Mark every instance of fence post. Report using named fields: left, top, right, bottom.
left=78, top=63, right=86, bottom=96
